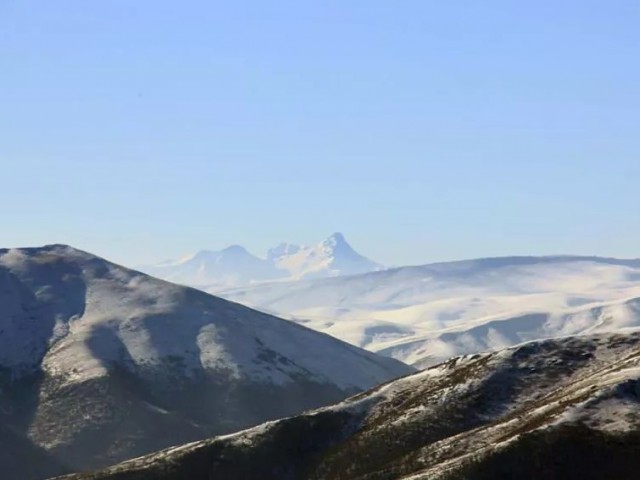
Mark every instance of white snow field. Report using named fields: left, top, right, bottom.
left=216, top=255, right=640, bottom=366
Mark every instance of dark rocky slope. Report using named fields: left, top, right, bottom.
left=60, top=332, right=640, bottom=480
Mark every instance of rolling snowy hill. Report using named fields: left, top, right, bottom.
left=60, top=332, right=640, bottom=480
left=0, top=245, right=411, bottom=479
left=217, top=256, right=640, bottom=365
left=141, top=233, right=383, bottom=289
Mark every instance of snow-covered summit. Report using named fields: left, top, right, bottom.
left=140, top=233, right=384, bottom=289
left=321, top=231, right=349, bottom=250
left=0, top=243, right=408, bottom=387
left=271, top=232, right=383, bottom=281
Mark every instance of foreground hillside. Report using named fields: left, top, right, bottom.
left=219, top=255, right=640, bottom=365
left=63, top=332, right=640, bottom=480
left=0, top=245, right=411, bottom=479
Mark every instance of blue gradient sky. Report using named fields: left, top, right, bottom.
left=2, top=1, right=639, bottom=266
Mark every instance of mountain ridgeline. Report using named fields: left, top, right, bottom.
left=140, top=233, right=384, bottom=290
left=60, top=332, right=640, bottom=480
left=0, top=245, right=411, bottom=479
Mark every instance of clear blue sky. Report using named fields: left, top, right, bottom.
left=2, top=1, right=639, bottom=267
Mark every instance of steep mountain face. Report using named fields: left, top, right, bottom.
left=140, top=233, right=383, bottom=289
left=60, top=332, right=640, bottom=480
left=219, top=255, right=640, bottom=365
left=0, top=245, right=412, bottom=479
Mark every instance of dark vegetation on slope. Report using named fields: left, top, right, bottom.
left=60, top=333, right=640, bottom=480
left=60, top=409, right=363, bottom=480
left=441, top=426, right=640, bottom=480
left=308, top=342, right=599, bottom=480
left=60, top=424, right=640, bottom=480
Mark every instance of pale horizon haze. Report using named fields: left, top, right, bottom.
left=2, top=1, right=639, bottom=267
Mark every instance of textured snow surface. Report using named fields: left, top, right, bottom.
left=140, top=232, right=383, bottom=289
left=0, top=245, right=410, bottom=390
left=217, top=256, right=640, bottom=365
left=0, top=244, right=415, bottom=479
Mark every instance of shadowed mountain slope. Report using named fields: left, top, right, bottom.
left=61, top=332, right=640, bottom=480
left=0, top=245, right=411, bottom=479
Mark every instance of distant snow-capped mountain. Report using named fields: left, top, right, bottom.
left=141, top=232, right=384, bottom=289
left=269, top=232, right=383, bottom=280
left=143, top=244, right=281, bottom=288
left=0, top=245, right=411, bottom=479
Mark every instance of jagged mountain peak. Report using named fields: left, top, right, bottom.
left=141, top=233, right=385, bottom=289
left=318, top=232, right=358, bottom=256
left=322, top=232, right=369, bottom=256
left=322, top=231, right=347, bottom=246
left=268, top=233, right=383, bottom=281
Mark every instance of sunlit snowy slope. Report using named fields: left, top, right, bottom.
left=218, top=256, right=640, bottom=365
left=0, top=245, right=411, bottom=479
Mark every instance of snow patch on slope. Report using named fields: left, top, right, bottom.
left=0, top=244, right=411, bottom=391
